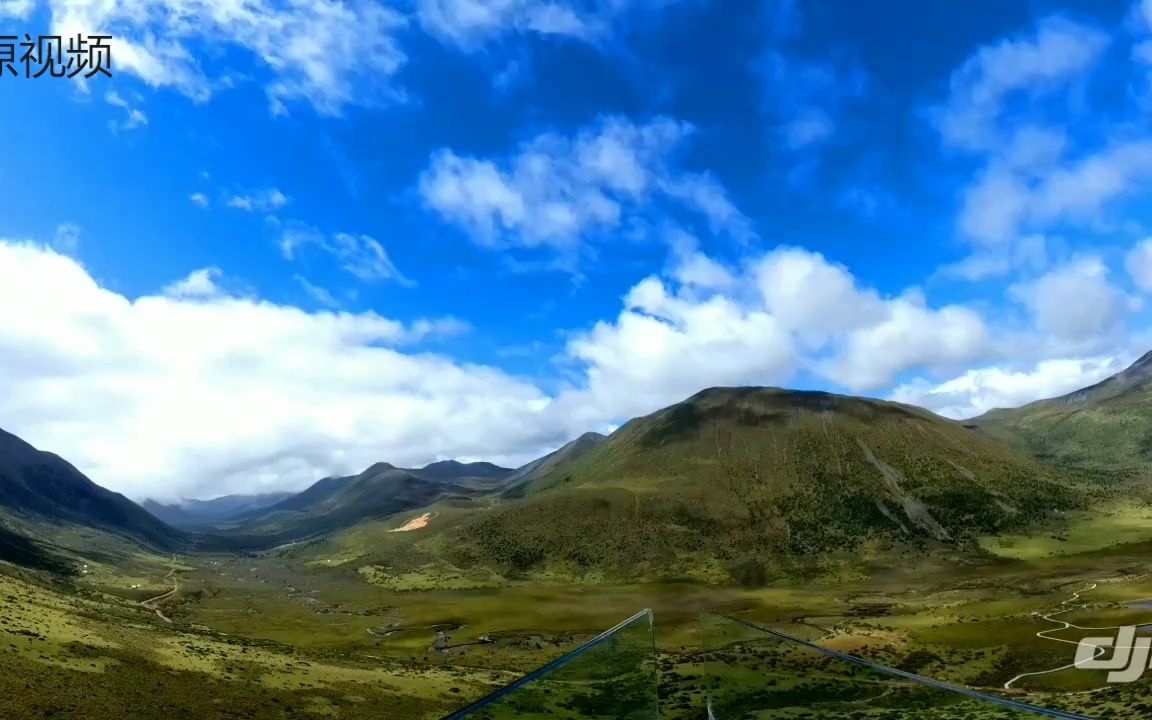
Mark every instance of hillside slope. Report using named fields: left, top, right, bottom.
left=213, top=462, right=469, bottom=546
left=413, top=387, right=1087, bottom=580
left=972, top=351, right=1152, bottom=474
left=141, top=492, right=294, bottom=528
left=500, top=431, right=607, bottom=499
left=0, top=428, right=183, bottom=551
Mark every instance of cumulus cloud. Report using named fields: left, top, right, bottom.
left=0, top=0, right=34, bottom=18
left=927, top=13, right=1148, bottom=275
left=0, top=235, right=1134, bottom=502
left=420, top=115, right=752, bottom=255
left=938, top=234, right=1049, bottom=281
left=557, top=245, right=999, bottom=430
left=1126, top=238, right=1152, bottom=292
left=890, top=355, right=1128, bottom=419
left=163, top=266, right=225, bottom=299
left=22, top=0, right=407, bottom=115
left=955, top=135, right=1152, bottom=249
left=930, top=16, right=1108, bottom=152
left=561, top=276, right=798, bottom=422
left=0, top=240, right=525, bottom=501
left=666, top=232, right=737, bottom=290
left=1010, top=257, right=1128, bottom=341
left=189, top=192, right=210, bottom=208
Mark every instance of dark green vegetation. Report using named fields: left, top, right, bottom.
left=0, top=524, right=75, bottom=575
left=394, top=387, right=1095, bottom=584
left=499, top=431, right=606, bottom=499
left=0, top=428, right=184, bottom=550
left=973, top=350, right=1152, bottom=475
left=6, top=357, right=1152, bottom=718
left=202, top=460, right=513, bottom=548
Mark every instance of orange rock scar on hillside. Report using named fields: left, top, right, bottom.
left=388, top=512, right=436, bottom=532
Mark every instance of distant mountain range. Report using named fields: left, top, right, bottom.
left=140, top=493, right=294, bottom=529
left=190, top=460, right=519, bottom=547
left=139, top=460, right=516, bottom=535
left=1, top=350, right=1150, bottom=578
left=972, top=351, right=1152, bottom=473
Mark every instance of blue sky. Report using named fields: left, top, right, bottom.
left=2, top=0, right=1152, bottom=499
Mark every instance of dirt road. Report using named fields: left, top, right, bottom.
left=141, top=557, right=181, bottom=623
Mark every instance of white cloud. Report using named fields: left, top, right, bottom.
left=823, top=298, right=989, bottom=392
left=1126, top=238, right=1152, bottom=292
left=104, top=90, right=149, bottom=132
left=0, top=0, right=34, bottom=18
left=420, top=116, right=752, bottom=254
left=277, top=223, right=413, bottom=286
left=33, top=0, right=407, bottom=115
left=560, top=276, right=798, bottom=422
left=417, top=0, right=598, bottom=47
left=227, top=188, right=288, bottom=213
left=890, top=355, right=1127, bottom=419
left=331, top=233, right=413, bottom=285
left=189, top=192, right=210, bottom=208
left=931, top=16, right=1108, bottom=152
left=0, top=236, right=1135, bottom=502
left=295, top=275, right=341, bottom=309
left=560, top=245, right=998, bottom=426
left=938, top=234, right=1049, bottom=281
left=933, top=13, right=1152, bottom=269
left=163, top=266, right=225, bottom=299
left=0, top=240, right=531, bottom=501
left=667, top=234, right=737, bottom=290
left=956, top=135, right=1152, bottom=248
left=1010, top=257, right=1128, bottom=341
left=753, top=248, right=885, bottom=344
left=749, top=249, right=991, bottom=391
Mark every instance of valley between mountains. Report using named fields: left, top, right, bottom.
left=6, top=358, right=1152, bottom=717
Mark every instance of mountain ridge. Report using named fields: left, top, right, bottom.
left=352, top=386, right=1089, bottom=583
left=0, top=427, right=183, bottom=551
left=972, top=350, right=1152, bottom=473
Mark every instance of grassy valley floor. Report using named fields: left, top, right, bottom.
left=8, top=504, right=1152, bottom=718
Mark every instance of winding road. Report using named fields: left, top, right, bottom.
left=1004, top=574, right=1152, bottom=690
left=141, top=555, right=181, bottom=623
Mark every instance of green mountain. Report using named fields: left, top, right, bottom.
left=140, top=492, right=295, bottom=528
left=212, top=462, right=471, bottom=546
left=0, top=427, right=184, bottom=552
left=971, top=351, right=1152, bottom=474
left=383, top=387, right=1085, bottom=582
left=500, top=431, right=607, bottom=499
left=417, top=460, right=513, bottom=482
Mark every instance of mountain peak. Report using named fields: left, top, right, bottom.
left=1050, top=351, right=1152, bottom=406
left=0, top=426, right=182, bottom=550
left=360, top=461, right=397, bottom=475
left=418, top=459, right=513, bottom=480
left=1126, top=348, right=1152, bottom=375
